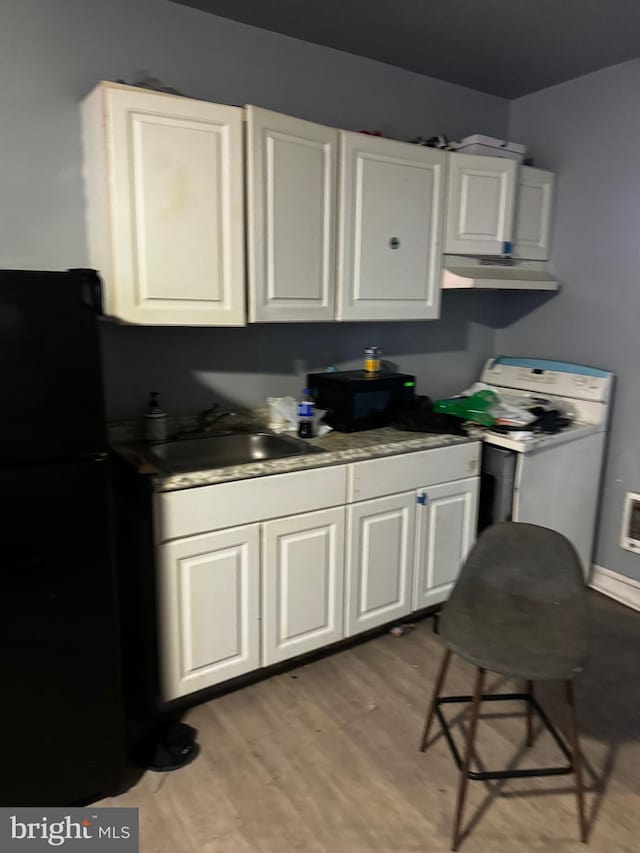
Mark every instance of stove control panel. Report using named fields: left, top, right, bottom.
left=482, top=358, right=613, bottom=403
left=517, top=368, right=557, bottom=384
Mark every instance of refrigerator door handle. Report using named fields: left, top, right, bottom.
left=69, top=268, right=104, bottom=315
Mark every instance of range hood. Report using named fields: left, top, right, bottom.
left=441, top=255, right=559, bottom=291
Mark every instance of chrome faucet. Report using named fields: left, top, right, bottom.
left=199, top=402, right=237, bottom=433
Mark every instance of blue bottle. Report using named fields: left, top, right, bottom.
left=297, top=389, right=314, bottom=438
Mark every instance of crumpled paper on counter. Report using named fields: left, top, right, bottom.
left=267, top=396, right=332, bottom=437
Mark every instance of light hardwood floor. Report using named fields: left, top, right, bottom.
left=98, top=591, right=640, bottom=852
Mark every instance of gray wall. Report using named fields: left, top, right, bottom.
left=101, top=293, right=499, bottom=415
left=1, top=0, right=507, bottom=416
left=502, top=59, right=640, bottom=581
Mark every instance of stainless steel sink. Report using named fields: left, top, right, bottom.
left=146, top=431, right=325, bottom=473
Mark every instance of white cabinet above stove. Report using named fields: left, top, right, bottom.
left=443, top=154, right=556, bottom=275
left=513, top=167, right=555, bottom=261
left=444, top=152, right=518, bottom=256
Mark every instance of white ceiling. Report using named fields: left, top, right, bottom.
left=171, top=0, right=640, bottom=98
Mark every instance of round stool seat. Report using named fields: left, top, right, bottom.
left=439, top=522, right=588, bottom=681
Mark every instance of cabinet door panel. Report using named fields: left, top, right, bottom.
left=414, top=478, right=479, bottom=610
left=337, top=132, right=445, bottom=320
left=445, top=153, right=517, bottom=255
left=513, top=167, right=554, bottom=260
left=83, top=83, right=245, bottom=326
left=247, top=106, right=337, bottom=322
left=130, top=116, right=224, bottom=303
left=346, top=493, right=415, bottom=636
left=158, top=524, right=260, bottom=700
left=263, top=508, right=345, bottom=664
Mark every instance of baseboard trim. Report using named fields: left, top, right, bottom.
left=589, top=564, right=640, bottom=612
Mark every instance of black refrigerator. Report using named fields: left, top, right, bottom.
left=0, top=269, right=127, bottom=805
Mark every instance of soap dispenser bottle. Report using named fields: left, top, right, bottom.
left=143, top=392, right=168, bottom=443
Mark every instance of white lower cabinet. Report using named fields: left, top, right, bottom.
left=157, top=524, right=260, bottom=700
left=414, top=477, right=479, bottom=610
left=345, top=492, right=416, bottom=636
left=262, top=507, right=345, bottom=665
left=155, top=443, right=481, bottom=701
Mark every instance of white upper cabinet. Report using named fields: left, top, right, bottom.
left=157, top=523, right=260, bottom=700
left=337, top=132, right=446, bottom=321
left=246, top=106, right=338, bottom=322
left=444, top=152, right=518, bottom=256
left=81, top=82, right=245, bottom=326
left=81, top=84, right=551, bottom=325
left=512, top=167, right=555, bottom=260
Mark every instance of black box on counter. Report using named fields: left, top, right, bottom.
left=307, top=370, right=416, bottom=432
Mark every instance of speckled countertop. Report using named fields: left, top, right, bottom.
left=109, top=411, right=478, bottom=493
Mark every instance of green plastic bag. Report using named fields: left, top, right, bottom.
left=433, top=389, right=499, bottom=427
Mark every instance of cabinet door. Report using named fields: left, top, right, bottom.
left=345, top=492, right=415, bottom=636
left=157, top=524, right=260, bottom=700
left=246, top=106, right=337, bottom=322
left=262, top=507, right=345, bottom=665
left=337, top=132, right=445, bottom=321
left=444, top=153, right=517, bottom=255
left=414, top=477, right=479, bottom=610
left=82, top=83, right=245, bottom=326
left=513, top=167, right=554, bottom=260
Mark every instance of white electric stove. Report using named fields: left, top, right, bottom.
left=476, top=357, right=614, bottom=575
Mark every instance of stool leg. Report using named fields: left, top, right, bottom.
left=526, top=680, right=534, bottom=747
left=419, top=648, right=452, bottom=752
left=451, top=667, right=485, bottom=851
left=565, top=680, right=588, bottom=843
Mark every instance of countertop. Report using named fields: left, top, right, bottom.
left=109, top=413, right=478, bottom=493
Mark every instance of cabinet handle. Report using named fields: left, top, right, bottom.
left=389, top=237, right=400, bottom=249
left=417, top=493, right=428, bottom=506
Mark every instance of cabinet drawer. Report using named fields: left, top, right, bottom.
left=347, top=443, right=480, bottom=503
left=157, top=464, right=348, bottom=542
